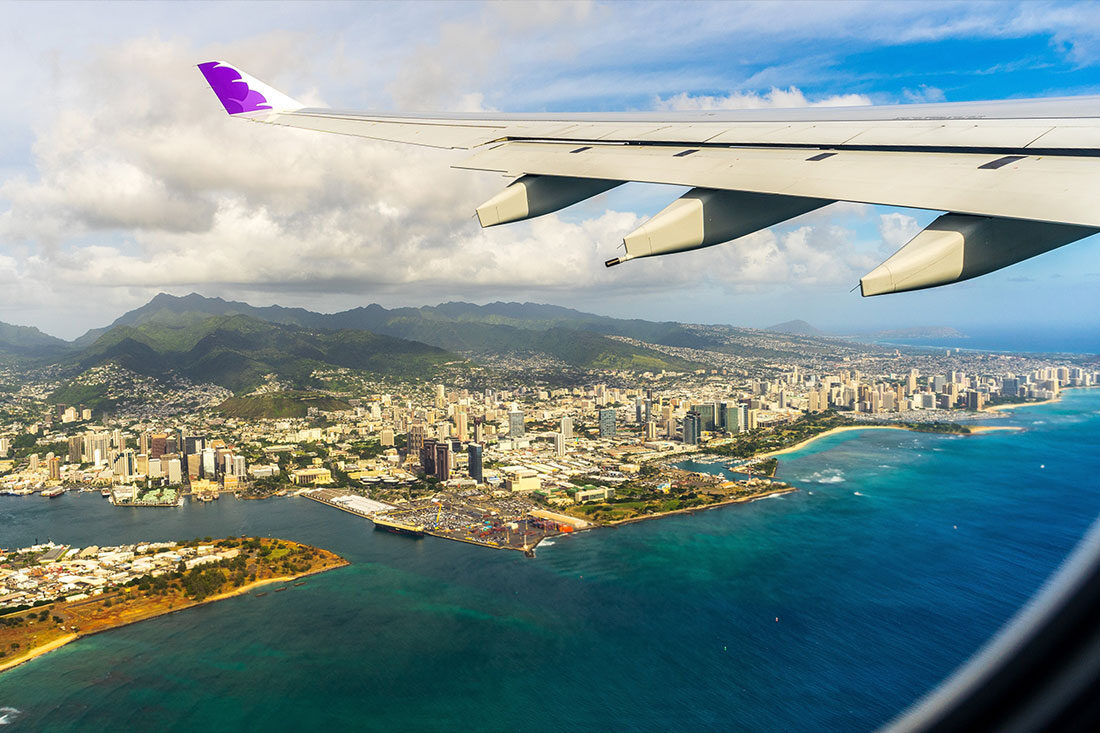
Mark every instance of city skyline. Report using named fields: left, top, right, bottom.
left=2, top=1, right=1100, bottom=339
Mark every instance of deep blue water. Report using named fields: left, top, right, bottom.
left=874, top=325, right=1100, bottom=354
left=1, top=390, right=1099, bottom=732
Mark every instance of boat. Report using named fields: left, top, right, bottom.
left=372, top=517, right=425, bottom=538
left=293, top=581, right=306, bottom=586
left=274, top=587, right=287, bottom=592
left=41, top=487, right=65, bottom=498
left=255, top=592, right=267, bottom=597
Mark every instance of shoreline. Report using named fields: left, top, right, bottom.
left=0, top=633, right=78, bottom=675
left=0, top=555, right=348, bottom=677
left=606, top=486, right=798, bottom=527
left=982, top=386, right=1096, bottom=413
left=749, top=422, right=1021, bottom=460
left=984, top=397, right=1061, bottom=412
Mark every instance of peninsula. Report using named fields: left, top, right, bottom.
left=0, top=537, right=347, bottom=675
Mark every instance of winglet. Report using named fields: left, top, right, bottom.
left=197, top=61, right=303, bottom=116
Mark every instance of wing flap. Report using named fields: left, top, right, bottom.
left=454, top=142, right=1100, bottom=227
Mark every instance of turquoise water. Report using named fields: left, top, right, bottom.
left=2, top=390, right=1099, bottom=731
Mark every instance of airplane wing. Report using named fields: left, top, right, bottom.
left=198, top=61, right=1100, bottom=296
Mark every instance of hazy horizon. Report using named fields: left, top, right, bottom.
left=6, top=289, right=1097, bottom=351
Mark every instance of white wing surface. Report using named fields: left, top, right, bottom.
left=199, top=61, right=1100, bottom=295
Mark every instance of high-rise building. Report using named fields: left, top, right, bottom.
left=408, top=423, right=427, bottom=456
left=598, top=408, right=617, bottom=438
left=380, top=429, right=395, bottom=447
left=683, top=411, right=701, bottom=445
left=560, top=416, right=573, bottom=440
left=167, top=458, right=182, bottom=484
left=47, top=456, right=61, bottom=481
left=746, top=409, right=759, bottom=430
left=692, top=403, right=716, bottom=431
left=635, top=397, right=643, bottom=424
left=467, top=443, right=484, bottom=483
left=718, top=404, right=736, bottom=431
left=148, top=457, right=162, bottom=479
left=966, top=390, right=985, bottom=410
left=201, top=448, right=216, bottom=477
left=68, top=435, right=83, bottom=463
left=113, top=450, right=135, bottom=481
left=554, top=432, right=566, bottom=456
left=455, top=410, right=468, bottom=442
left=139, top=432, right=150, bottom=456
left=0, top=437, right=9, bottom=457
left=184, top=436, right=205, bottom=456
left=645, top=421, right=657, bottom=440
left=420, top=438, right=437, bottom=475
left=433, top=441, right=452, bottom=481
left=508, top=409, right=525, bottom=438
left=435, top=384, right=446, bottom=409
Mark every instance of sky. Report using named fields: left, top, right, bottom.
left=1, top=0, right=1099, bottom=340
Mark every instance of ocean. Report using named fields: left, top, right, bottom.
left=1, top=390, right=1099, bottom=732
left=873, top=325, right=1100, bottom=355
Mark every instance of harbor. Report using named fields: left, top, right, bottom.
left=300, top=488, right=587, bottom=555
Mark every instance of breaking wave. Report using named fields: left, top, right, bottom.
left=805, top=470, right=845, bottom=484
left=0, top=708, right=20, bottom=726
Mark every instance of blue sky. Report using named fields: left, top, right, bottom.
left=0, top=0, right=1098, bottom=339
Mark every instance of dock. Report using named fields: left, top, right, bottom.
left=372, top=517, right=425, bottom=538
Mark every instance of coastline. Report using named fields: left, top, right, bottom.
left=0, top=555, right=348, bottom=677
left=606, top=486, right=798, bottom=526
left=752, top=422, right=1019, bottom=460
left=0, top=633, right=77, bottom=675
left=755, top=425, right=912, bottom=459
left=984, top=397, right=1061, bottom=412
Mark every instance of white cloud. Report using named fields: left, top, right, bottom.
left=878, top=213, right=922, bottom=251
left=2, top=2, right=1098, bottom=336
left=0, top=36, right=897, bottom=337
left=902, top=85, right=947, bottom=103
left=654, top=87, right=871, bottom=111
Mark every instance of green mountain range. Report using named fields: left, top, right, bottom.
left=7, top=292, right=894, bottom=400
left=67, top=312, right=454, bottom=393
left=70, top=293, right=706, bottom=378
left=0, top=321, right=71, bottom=360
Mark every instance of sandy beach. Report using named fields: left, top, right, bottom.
left=607, top=486, right=798, bottom=526
left=756, top=426, right=912, bottom=459
left=0, top=576, right=305, bottom=676
left=0, top=558, right=348, bottom=677
left=984, top=397, right=1061, bottom=412
left=0, top=633, right=78, bottom=674
left=755, top=423, right=1020, bottom=459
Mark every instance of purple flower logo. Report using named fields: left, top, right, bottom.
left=198, top=62, right=271, bottom=115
